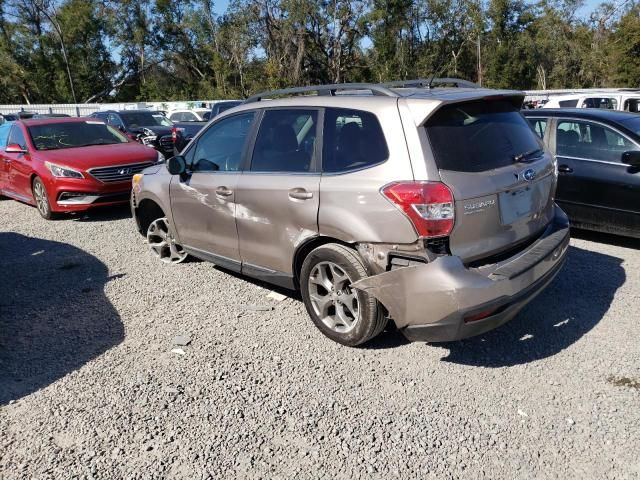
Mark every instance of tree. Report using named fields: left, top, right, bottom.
left=607, top=4, right=640, bottom=86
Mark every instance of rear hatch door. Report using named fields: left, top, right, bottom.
left=424, top=97, right=557, bottom=264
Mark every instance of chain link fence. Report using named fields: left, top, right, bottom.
left=0, top=101, right=219, bottom=118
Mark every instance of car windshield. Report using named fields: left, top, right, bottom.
left=28, top=121, right=129, bottom=151
left=152, top=114, right=173, bottom=126
left=121, top=112, right=172, bottom=128
left=617, top=116, right=640, bottom=136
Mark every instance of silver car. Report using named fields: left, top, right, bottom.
left=131, top=80, right=570, bottom=346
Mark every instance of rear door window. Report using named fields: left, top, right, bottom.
left=250, top=109, right=318, bottom=173
left=527, top=117, right=548, bottom=139
left=624, top=99, right=640, bottom=112
left=322, top=108, right=388, bottom=173
left=425, top=100, right=542, bottom=172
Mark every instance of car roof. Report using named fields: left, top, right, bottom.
left=523, top=108, right=640, bottom=122
left=233, top=88, right=523, bottom=112
left=21, top=117, right=102, bottom=126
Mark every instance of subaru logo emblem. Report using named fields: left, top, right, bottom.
left=522, top=168, right=536, bottom=182
left=118, top=168, right=131, bottom=175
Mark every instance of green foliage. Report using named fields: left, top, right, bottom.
left=0, top=0, right=637, bottom=103
left=610, top=6, right=640, bottom=87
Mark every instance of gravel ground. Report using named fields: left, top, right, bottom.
left=1, top=199, right=639, bottom=480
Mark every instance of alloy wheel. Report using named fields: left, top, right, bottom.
left=308, top=261, right=360, bottom=333
left=146, top=217, right=188, bottom=264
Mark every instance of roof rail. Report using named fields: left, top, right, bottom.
left=383, top=78, right=480, bottom=89
left=243, top=83, right=399, bottom=104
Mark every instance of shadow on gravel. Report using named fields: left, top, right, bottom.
left=212, top=265, right=302, bottom=301
left=0, top=232, right=124, bottom=405
left=571, top=228, right=640, bottom=250
left=71, top=204, right=132, bottom=223
left=364, top=328, right=411, bottom=349
left=440, top=245, right=625, bottom=367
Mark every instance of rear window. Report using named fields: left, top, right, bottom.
left=559, top=99, right=578, bottom=108
left=425, top=100, right=541, bottom=172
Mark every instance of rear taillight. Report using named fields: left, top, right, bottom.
left=171, top=127, right=177, bottom=143
left=382, top=181, right=455, bottom=238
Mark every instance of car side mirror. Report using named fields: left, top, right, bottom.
left=5, top=143, right=27, bottom=154
left=166, top=156, right=186, bottom=175
left=621, top=151, right=640, bottom=167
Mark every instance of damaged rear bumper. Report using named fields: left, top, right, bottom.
left=352, top=205, right=570, bottom=342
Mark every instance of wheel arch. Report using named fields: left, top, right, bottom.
left=292, top=235, right=353, bottom=289
left=135, top=198, right=166, bottom=236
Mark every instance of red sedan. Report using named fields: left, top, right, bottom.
left=0, top=117, right=162, bottom=219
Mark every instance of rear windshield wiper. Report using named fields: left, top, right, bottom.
left=512, top=148, right=543, bottom=163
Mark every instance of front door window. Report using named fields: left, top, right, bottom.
left=556, top=120, right=638, bottom=163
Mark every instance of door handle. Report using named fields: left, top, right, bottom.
left=288, top=188, right=314, bottom=200
left=215, top=186, right=233, bottom=197
left=557, top=165, right=573, bottom=174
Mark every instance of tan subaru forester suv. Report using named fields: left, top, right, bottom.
left=131, top=80, right=570, bottom=346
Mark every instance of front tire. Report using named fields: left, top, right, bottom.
left=300, top=243, right=387, bottom=346
left=32, top=176, right=58, bottom=220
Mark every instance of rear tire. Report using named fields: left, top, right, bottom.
left=32, top=176, right=58, bottom=220
left=300, top=243, right=387, bottom=346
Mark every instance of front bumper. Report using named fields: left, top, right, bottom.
left=49, top=177, right=131, bottom=212
left=352, top=205, right=570, bottom=342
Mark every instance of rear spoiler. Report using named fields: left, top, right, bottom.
left=404, top=91, right=525, bottom=126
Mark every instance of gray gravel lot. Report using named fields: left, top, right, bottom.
left=1, top=199, right=639, bottom=479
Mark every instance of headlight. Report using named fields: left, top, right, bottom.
left=132, top=173, right=143, bottom=186
left=44, top=161, right=84, bottom=179
left=132, top=173, right=143, bottom=192
left=156, top=150, right=166, bottom=163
